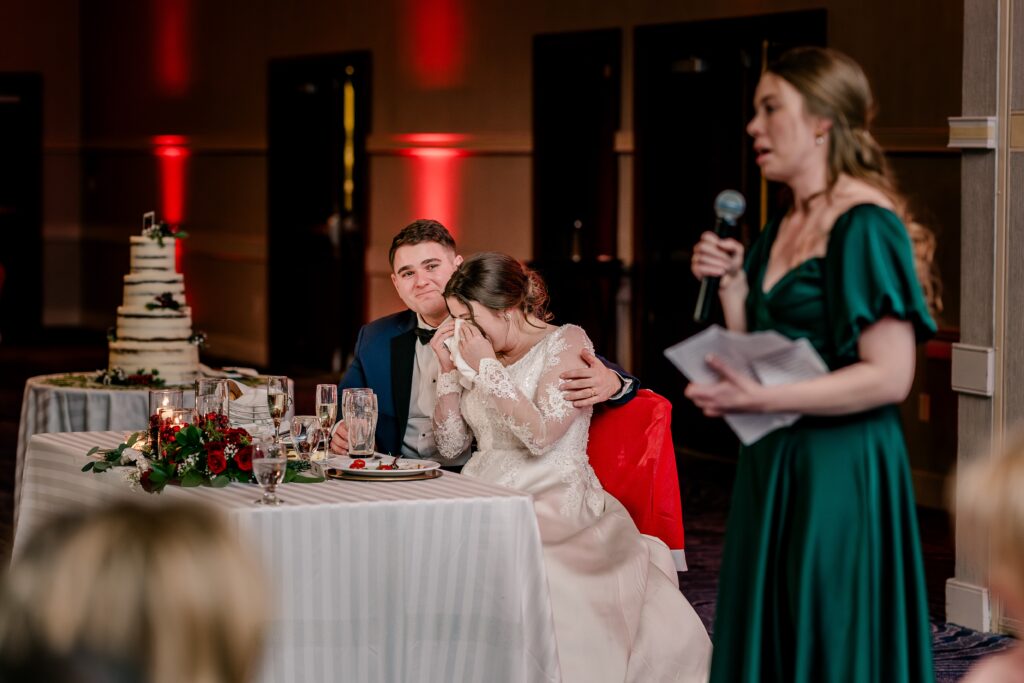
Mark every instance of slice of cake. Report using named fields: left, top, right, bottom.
left=107, top=212, right=199, bottom=385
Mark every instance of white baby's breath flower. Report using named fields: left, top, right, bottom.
left=121, top=468, right=141, bottom=490
left=135, top=456, right=152, bottom=474
left=120, top=447, right=142, bottom=465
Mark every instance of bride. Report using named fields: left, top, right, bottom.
left=429, top=252, right=711, bottom=683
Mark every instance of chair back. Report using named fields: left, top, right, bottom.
left=587, top=389, right=685, bottom=554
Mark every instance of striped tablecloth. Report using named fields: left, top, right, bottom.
left=14, top=374, right=296, bottom=529
left=16, top=432, right=562, bottom=683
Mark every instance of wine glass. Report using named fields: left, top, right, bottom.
left=251, top=440, right=286, bottom=505
left=315, top=384, right=338, bottom=459
left=290, top=416, right=322, bottom=462
left=266, top=376, right=290, bottom=443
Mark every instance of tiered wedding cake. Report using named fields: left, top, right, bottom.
left=107, top=213, right=199, bottom=385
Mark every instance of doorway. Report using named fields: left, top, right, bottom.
left=633, top=11, right=826, bottom=456
left=267, top=52, right=371, bottom=373
left=531, top=28, right=622, bottom=360
left=0, top=73, right=43, bottom=342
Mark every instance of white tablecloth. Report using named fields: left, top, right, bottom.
left=14, top=374, right=292, bottom=528
left=15, top=432, right=562, bottom=683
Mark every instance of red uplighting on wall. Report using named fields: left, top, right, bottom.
left=153, top=0, right=193, bottom=97
left=403, top=146, right=465, bottom=237
left=153, top=136, right=190, bottom=271
left=400, top=0, right=467, bottom=89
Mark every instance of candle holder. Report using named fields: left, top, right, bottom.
left=195, top=378, right=230, bottom=422
left=148, top=389, right=184, bottom=446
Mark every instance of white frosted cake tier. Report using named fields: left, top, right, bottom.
left=116, top=306, right=193, bottom=341
left=123, top=273, right=186, bottom=307
left=129, top=235, right=177, bottom=272
left=108, top=340, right=199, bottom=385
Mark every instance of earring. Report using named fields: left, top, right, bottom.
left=505, top=313, right=512, bottom=320
left=815, top=134, right=825, bottom=146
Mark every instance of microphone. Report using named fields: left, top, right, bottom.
left=693, top=189, right=747, bottom=323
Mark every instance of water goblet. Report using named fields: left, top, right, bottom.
left=290, top=416, right=322, bottom=462
left=251, top=441, right=286, bottom=506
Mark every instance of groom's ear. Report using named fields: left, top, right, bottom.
left=454, top=254, right=464, bottom=267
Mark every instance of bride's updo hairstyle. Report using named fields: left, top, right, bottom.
left=444, top=252, right=552, bottom=328
left=769, top=46, right=942, bottom=313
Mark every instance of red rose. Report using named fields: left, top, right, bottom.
left=235, top=445, right=252, bottom=472
left=224, top=428, right=245, bottom=445
left=207, top=446, right=227, bottom=474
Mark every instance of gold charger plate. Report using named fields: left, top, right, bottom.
left=327, top=468, right=442, bottom=482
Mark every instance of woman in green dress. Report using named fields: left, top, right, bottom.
left=687, top=47, right=940, bottom=682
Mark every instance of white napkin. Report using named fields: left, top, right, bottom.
left=199, top=363, right=259, bottom=378
left=442, top=318, right=478, bottom=389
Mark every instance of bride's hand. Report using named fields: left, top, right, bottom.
left=428, top=318, right=457, bottom=373
left=458, top=322, right=496, bottom=371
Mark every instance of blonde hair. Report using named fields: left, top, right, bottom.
left=0, top=501, right=268, bottom=683
left=769, top=47, right=943, bottom=314
left=954, top=436, right=1024, bottom=594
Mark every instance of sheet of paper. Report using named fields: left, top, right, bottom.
left=663, top=325, right=828, bottom=445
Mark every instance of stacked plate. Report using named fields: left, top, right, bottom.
left=229, top=387, right=275, bottom=427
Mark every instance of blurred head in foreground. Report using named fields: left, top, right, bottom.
left=955, top=437, right=1024, bottom=619
left=0, top=501, right=268, bottom=683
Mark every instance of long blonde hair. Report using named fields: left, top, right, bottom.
left=0, top=501, right=268, bottom=683
left=769, top=47, right=942, bottom=313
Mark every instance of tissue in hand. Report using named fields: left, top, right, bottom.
left=442, top=318, right=461, bottom=357
left=443, top=319, right=477, bottom=388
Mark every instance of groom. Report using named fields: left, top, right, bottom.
left=331, top=219, right=639, bottom=463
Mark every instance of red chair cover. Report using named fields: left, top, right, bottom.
left=588, top=389, right=686, bottom=567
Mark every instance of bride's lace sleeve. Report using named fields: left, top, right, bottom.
left=432, top=369, right=473, bottom=459
left=476, top=325, right=590, bottom=456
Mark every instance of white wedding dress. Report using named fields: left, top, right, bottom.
left=434, top=324, right=711, bottom=683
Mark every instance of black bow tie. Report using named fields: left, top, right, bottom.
left=414, top=327, right=436, bottom=344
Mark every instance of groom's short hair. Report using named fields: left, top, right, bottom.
left=388, top=219, right=457, bottom=269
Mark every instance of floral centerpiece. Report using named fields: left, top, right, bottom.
left=84, top=412, right=322, bottom=493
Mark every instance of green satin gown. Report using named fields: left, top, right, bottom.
left=708, top=204, right=936, bottom=683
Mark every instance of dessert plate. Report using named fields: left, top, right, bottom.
left=330, top=456, right=440, bottom=478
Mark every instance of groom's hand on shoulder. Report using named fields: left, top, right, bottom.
left=560, top=348, right=623, bottom=408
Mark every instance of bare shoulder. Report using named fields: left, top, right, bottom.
left=827, top=176, right=895, bottom=218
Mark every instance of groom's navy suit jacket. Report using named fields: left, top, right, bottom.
left=339, top=309, right=640, bottom=457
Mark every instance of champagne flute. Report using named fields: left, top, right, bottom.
left=251, top=441, right=286, bottom=505
left=266, top=376, right=289, bottom=443
left=315, top=384, right=338, bottom=459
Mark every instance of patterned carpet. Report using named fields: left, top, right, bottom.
left=676, top=456, right=1015, bottom=682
